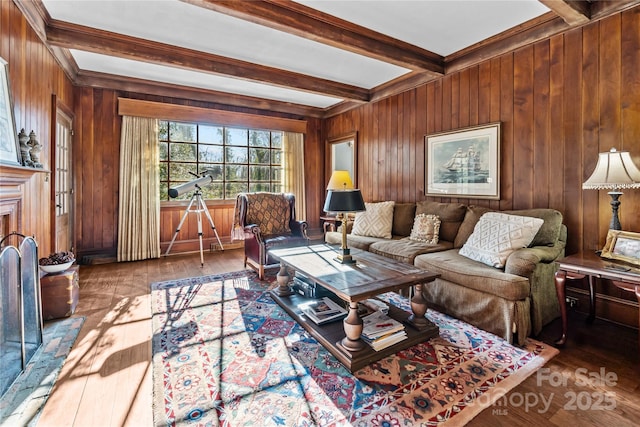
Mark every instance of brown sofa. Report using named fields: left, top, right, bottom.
left=325, top=201, right=566, bottom=345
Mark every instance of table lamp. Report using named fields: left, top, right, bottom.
left=582, top=148, right=640, bottom=230
left=324, top=170, right=365, bottom=264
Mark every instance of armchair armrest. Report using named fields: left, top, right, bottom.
left=290, top=220, right=309, bottom=239
left=244, top=224, right=265, bottom=244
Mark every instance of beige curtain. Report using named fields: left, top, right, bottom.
left=282, top=132, right=306, bottom=220
left=117, top=116, right=160, bottom=261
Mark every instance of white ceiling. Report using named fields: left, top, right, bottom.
left=40, top=0, right=550, bottom=109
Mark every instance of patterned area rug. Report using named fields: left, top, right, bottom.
left=151, top=270, right=557, bottom=426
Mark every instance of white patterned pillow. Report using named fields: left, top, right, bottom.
left=409, top=214, right=441, bottom=244
left=351, top=201, right=395, bottom=239
left=459, top=212, right=544, bottom=268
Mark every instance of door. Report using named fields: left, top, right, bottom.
left=54, top=108, right=74, bottom=253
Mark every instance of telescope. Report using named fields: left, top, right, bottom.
left=168, top=171, right=214, bottom=198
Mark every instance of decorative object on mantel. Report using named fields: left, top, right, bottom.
left=18, top=128, right=33, bottom=167
left=582, top=148, right=640, bottom=230
left=28, top=130, right=43, bottom=168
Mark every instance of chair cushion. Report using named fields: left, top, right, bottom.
left=352, top=201, right=395, bottom=239
left=459, top=212, right=544, bottom=268
left=246, top=193, right=291, bottom=235
left=409, top=214, right=440, bottom=244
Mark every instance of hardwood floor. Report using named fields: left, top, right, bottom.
left=36, top=249, right=639, bottom=426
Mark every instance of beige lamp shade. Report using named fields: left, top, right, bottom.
left=326, top=170, right=354, bottom=190
left=582, top=148, right=640, bottom=190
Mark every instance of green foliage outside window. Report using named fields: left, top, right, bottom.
left=159, top=121, right=284, bottom=201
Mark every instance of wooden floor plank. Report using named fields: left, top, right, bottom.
left=35, top=249, right=640, bottom=426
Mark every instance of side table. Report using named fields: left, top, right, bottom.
left=320, top=215, right=340, bottom=237
left=554, top=252, right=640, bottom=357
left=40, top=265, right=80, bottom=320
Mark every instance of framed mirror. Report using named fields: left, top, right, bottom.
left=327, top=132, right=357, bottom=186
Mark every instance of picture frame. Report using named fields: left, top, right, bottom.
left=601, top=230, right=640, bottom=266
left=0, top=56, right=21, bottom=166
left=425, top=122, right=500, bottom=199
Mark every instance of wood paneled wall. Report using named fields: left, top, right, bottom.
left=325, top=8, right=640, bottom=257
left=73, top=89, right=325, bottom=259
left=0, top=0, right=74, bottom=254
left=324, top=8, right=640, bottom=328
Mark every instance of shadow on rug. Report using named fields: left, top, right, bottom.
left=0, top=316, right=85, bottom=426
left=151, top=270, right=557, bottom=426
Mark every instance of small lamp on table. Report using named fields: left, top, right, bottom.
left=324, top=170, right=366, bottom=264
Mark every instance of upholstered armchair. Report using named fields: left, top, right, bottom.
left=236, top=192, right=309, bottom=279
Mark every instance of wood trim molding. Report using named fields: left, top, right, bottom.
left=117, top=98, right=308, bottom=134
left=539, top=0, right=591, bottom=25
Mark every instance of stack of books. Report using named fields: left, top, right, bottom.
left=299, top=297, right=347, bottom=325
left=361, top=311, right=407, bottom=351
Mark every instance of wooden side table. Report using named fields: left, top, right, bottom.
left=554, top=252, right=640, bottom=356
left=40, top=265, right=80, bottom=320
left=320, top=215, right=340, bottom=237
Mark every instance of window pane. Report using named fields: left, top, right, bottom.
left=271, top=183, right=283, bottom=193
left=160, top=182, right=169, bottom=201
left=271, top=132, right=282, bottom=148
left=226, top=146, right=248, bottom=163
left=272, top=150, right=282, bottom=165
left=159, top=142, right=168, bottom=160
left=250, top=183, right=271, bottom=192
left=226, top=165, right=248, bottom=180
left=169, top=122, right=197, bottom=142
left=170, top=143, right=197, bottom=161
left=249, top=130, right=270, bottom=147
left=158, top=121, right=169, bottom=141
left=227, top=128, right=248, bottom=146
left=271, top=167, right=282, bottom=182
left=202, top=183, right=223, bottom=199
left=159, top=163, right=168, bottom=180
left=199, top=145, right=223, bottom=162
left=169, top=162, right=197, bottom=181
left=250, top=166, right=271, bottom=181
left=250, top=148, right=270, bottom=164
left=225, top=182, right=248, bottom=198
left=199, top=125, right=223, bottom=144
left=198, top=164, right=223, bottom=180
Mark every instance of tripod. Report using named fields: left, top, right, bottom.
left=165, top=189, right=224, bottom=266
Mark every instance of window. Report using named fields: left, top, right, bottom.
left=159, top=121, right=283, bottom=201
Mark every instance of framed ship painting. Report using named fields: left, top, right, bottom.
left=0, top=56, right=21, bottom=166
left=425, top=123, right=500, bottom=200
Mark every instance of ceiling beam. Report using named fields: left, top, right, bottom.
left=75, top=70, right=325, bottom=118
left=539, top=0, right=591, bottom=25
left=45, top=20, right=369, bottom=103
left=181, top=0, right=444, bottom=75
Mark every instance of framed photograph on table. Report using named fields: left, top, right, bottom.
left=425, top=123, right=500, bottom=199
left=601, top=230, right=640, bottom=266
left=0, top=56, right=21, bottom=166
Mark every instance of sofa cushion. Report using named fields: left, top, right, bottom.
left=325, top=231, right=390, bottom=251
left=352, top=201, right=395, bottom=239
left=409, top=214, right=440, bottom=244
left=454, top=205, right=495, bottom=248
left=369, top=238, right=453, bottom=264
left=392, top=203, right=416, bottom=237
left=459, top=212, right=544, bottom=268
left=415, top=201, right=466, bottom=242
left=414, top=250, right=530, bottom=301
left=506, top=209, right=563, bottom=247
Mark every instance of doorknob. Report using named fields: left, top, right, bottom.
left=56, top=204, right=62, bottom=208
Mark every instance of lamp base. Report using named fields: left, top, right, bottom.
left=335, top=248, right=356, bottom=264
left=608, top=191, right=622, bottom=231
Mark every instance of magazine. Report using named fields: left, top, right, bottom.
left=362, top=311, right=405, bottom=340
left=299, top=297, right=347, bottom=325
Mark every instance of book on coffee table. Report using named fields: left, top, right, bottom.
left=299, top=297, right=347, bottom=325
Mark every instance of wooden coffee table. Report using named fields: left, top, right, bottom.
left=268, top=244, right=440, bottom=371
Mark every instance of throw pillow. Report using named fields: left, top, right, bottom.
left=415, top=201, right=466, bottom=243
left=409, top=214, right=441, bottom=244
left=459, top=212, right=544, bottom=268
left=351, top=201, right=395, bottom=239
